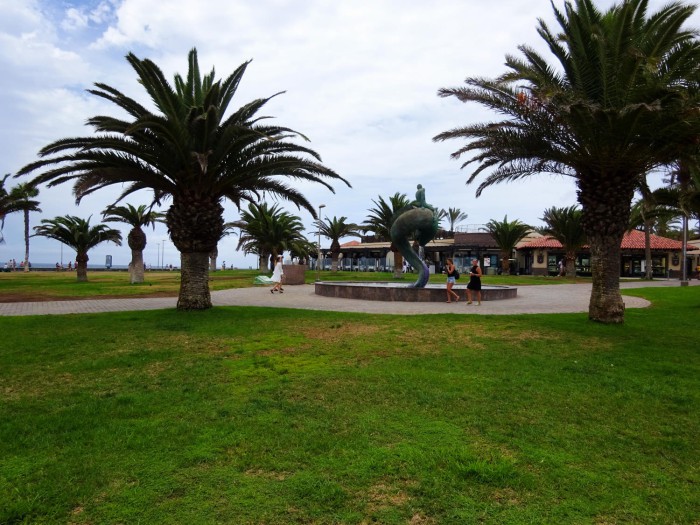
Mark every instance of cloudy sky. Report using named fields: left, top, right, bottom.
left=1, top=0, right=697, bottom=269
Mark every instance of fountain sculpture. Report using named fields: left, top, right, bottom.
left=314, top=184, right=517, bottom=302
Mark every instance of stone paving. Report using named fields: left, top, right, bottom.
left=0, top=278, right=697, bottom=317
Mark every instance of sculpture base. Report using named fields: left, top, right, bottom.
left=315, top=282, right=517, bottom=302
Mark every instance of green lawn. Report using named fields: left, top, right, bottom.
left=0, top=269, right=581, bottom=302
left=1, top=282, right=697, bottom=523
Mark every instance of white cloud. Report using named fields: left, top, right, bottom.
left=0, top=0, right=697, bottom=268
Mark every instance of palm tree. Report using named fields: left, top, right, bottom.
left=316, top=216, right=362, bottom=271
left=362, top=192, right=410, bottom=278
left=434, top=0, right=700, bottom=323
left=102, top=204, right=164, bottom=283
left=33, top=216, right=122, bottom=282
left=235, top=202, right=307, bottom=271
left=652, top=162, right=700, bottom=278
left=540, top=205, right=586, bottom=278
left=484, top=216, right=531, bottom=274
left=444, top=207, right=468, bottom=234
left=210, top=221, right=238, bottom=272
left=17, top=48, right=349, bottom=310
left=8, top=182, right=41, bottom=272
left=287, top=237, right=318, bottom=264
left=0, top=174, right=23, bottom=244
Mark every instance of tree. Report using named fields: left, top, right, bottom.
left=0, top=174, right=23, bottom=244
left=8, top=182, right=41, bottom=272
left=434, top=0, right=700, bottom=323
left=235, top=202, right=307, bottom=271
left=316, top=216, right=362, bottom=271
left=18, top=48, right=349, bottom=310
left=102, top=204, right=163, bottom=283
left=540, top=205, right=586, bottom=278
left=444, top=207, right=468, bottom=234
left=210, top=221, right=238, bottom=272
left=484, top=216, right=531, bottom=274
left=362, top=192, right=410, bottom=278
left=33, top=216, right=122, bottom=282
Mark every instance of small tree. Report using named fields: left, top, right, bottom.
left=102, top=204, right=163, bottom=283
left=362, top=193, right=410, bottom=278
left=316, top=216, right=362, bottom=271
left=235, top=202, right=307, bottom=271
left=485, top=216, right=531, bottom=274
left=540, top=205, right=586, bottom=278
left=33, top=216, right=122, bottom=282
left=445, top=207, right=468, bottom=234
left=210, top=222, right=238, bottom=272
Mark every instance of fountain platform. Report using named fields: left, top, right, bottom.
left=314, top=282, right=517, bottom=302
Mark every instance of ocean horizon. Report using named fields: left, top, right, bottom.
left=3, top=262, right=172, bottom=271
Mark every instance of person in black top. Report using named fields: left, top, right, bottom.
left=466, top=258, right=482, bottom=305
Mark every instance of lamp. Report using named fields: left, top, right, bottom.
left=316, top=204, right=326, bottom=281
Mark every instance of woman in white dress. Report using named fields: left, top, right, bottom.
left=271, top=255, right=284, bottom=293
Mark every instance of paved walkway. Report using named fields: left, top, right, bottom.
left=0, top=279, right=697, bottom=317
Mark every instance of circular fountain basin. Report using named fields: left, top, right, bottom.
left=314, top=281, right=517, bottom=302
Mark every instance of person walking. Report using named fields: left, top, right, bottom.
left=445, top=258, right=460, bottom=303
left=466, top=258, right=482, bottom=305
left=270, top=255, right=284, bottom=293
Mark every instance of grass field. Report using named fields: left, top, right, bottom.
left=0, top=275, right=697, bottom=524
left=0, top=269, right=581, bottom=302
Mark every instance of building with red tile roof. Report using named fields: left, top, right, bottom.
left=517, top=229, right=689, bottom=277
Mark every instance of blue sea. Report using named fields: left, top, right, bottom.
left=5, top=262, right=131, bottom=270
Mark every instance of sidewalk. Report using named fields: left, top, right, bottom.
left=0, top=279, right=696, bottom=317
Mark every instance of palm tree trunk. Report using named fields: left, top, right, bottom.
left=587, top=232, right=625, bottom=323
left=209, top=246, right=218, bottom=272
left=393, top=250, right=403, bottom=278
left=131, top=249, right=145, bottom=284
left=23, top=210, right=30, bottom=272
left=178, top=251, right=211, bottom=310
left=579, top=174, right=635, bottom=324
left=501, top=251, right=511, bottom=274
left=565, top=252, right=576, bottom=278
left=643, top=220, right=653, bottom=280
left=331, top=252, right=339, bottom=272
left=76, top=252, right=88, bottom=282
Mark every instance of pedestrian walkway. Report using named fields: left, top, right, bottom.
left=0, top=279, right=696, bottom=317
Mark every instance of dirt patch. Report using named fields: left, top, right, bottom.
left=0, top=292, right=178, bottom=303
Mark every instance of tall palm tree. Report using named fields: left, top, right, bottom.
left=210, top=221, right=238, bottom=272
left=8, top=182, right=41, bottom=272
left=540, top=205, right=586, bottom=278
left=316, top=216, right=362, bottom=271
left=362, top=192, right=410, bottom=278
left=17, top=48, right=349, bottom=310
left=484, top=216, right=531, bottom=274
left=434, top=0, right=700, bottom=323
left=235, top=202, right=307, bottom=271
left=33, top=216, right=122, bottom=282
left=444, top=207, right=468, bottom=234
left=102, top=204, right=164, bottom=283
left=0, top=174, right=23, bottom=244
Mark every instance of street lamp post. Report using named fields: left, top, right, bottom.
left=316, top=204, right=326, bottom=281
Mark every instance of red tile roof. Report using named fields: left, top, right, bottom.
left=517, top=229, right=685, bottom=251
left=340, top=240, right=362, bottom=248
